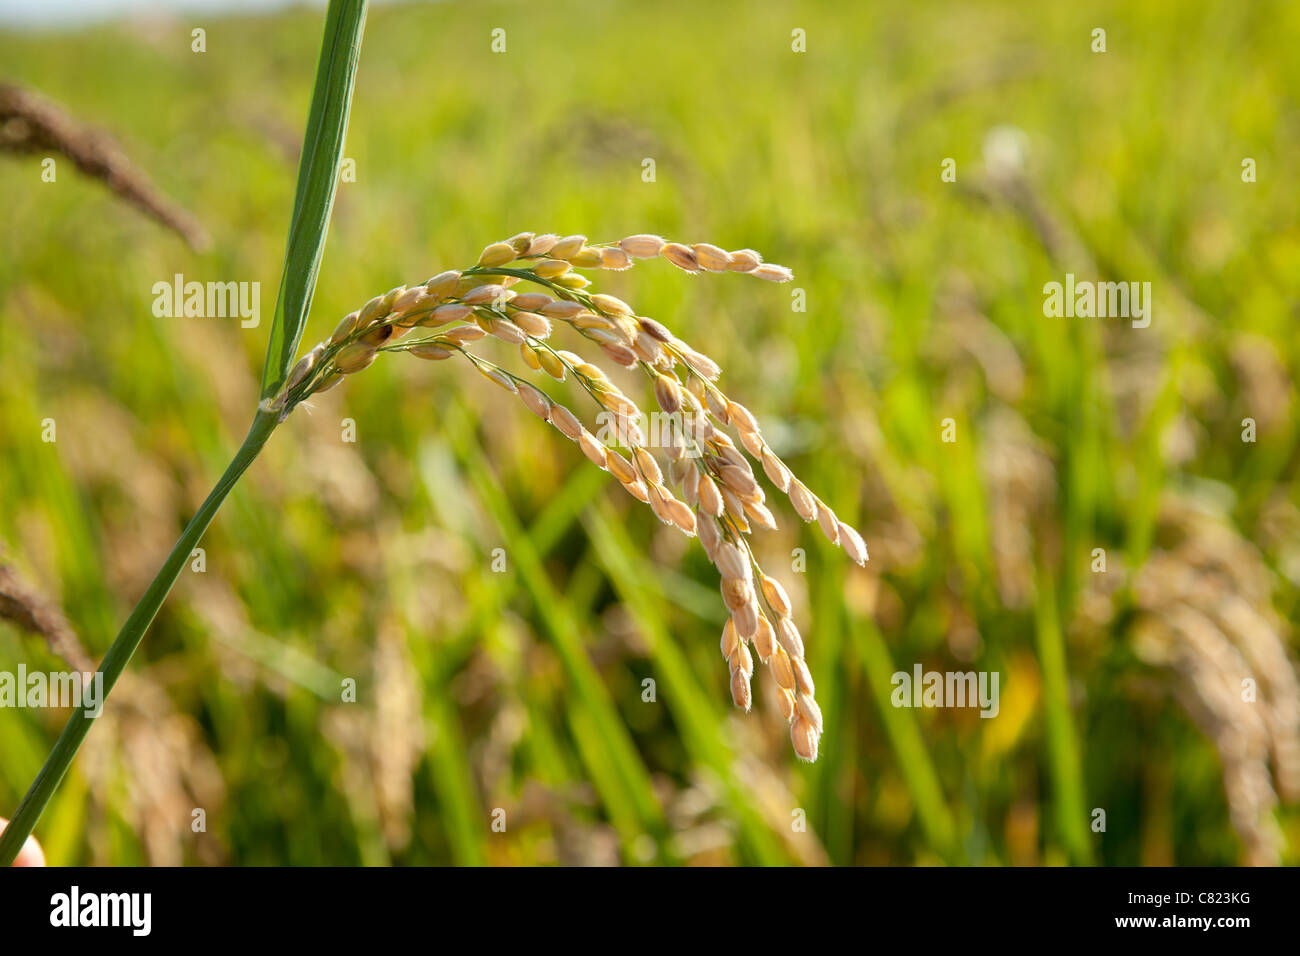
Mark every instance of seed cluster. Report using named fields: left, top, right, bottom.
left=266, top=233, right=867, bottom=761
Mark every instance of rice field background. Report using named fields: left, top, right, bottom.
left=1, top=0, right=1298, bottom=866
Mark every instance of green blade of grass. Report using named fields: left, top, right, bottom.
left=1033, top=564, right=1093, bottom=865
left=0, top=0, right=369, bottom=866
left=850, top=619, right=961, bottom=862
left=259, top=0, right=368, bottom=401
left=440, top=403, right=670, bottom=862
left=584, top=503, right=793, bottom=865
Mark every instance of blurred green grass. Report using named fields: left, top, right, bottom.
left=1, top=0, right=1298, bottom=865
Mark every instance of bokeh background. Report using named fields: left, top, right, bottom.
left=1, top=0, right=1298, bottom=865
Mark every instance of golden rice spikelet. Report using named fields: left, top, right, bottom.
left=752, top=262, right=794, bottom=283
left=463, top=283, right=511, bottom=306
left=661, top=242, right=700, bottom=273
left=511, top=311, right=552, bottom=337
left=753, top=615, right=778, bottom=662
left=510, top=292, right=553, bottom=311
left=329, top=311, right=360, bottom=345
left=409, top=343, right=453, bottom=361
left=540, top=299, right=588, bottom=319
left=619, top=234, right=666, bottom=258
left=526, top=234, right=559, bottom=256
left=265, top=231, right=866, bottom=764
left=533, top=258, right=571, bottom=278
left=600, top=246, right=632, bottom=270
left=590, top=292, right=633, bottom=316
left=517, top=382, right=552, bottom=421
left=550, top=234, right=587, bottom=259
left=790, top=715, right=819, bottom=762
left=478, top=242, right=517, bottom=267
left=692, top=243, right=732, bottom=272
left=335, top=342, right=378, bottom=374
left=537, top=349, right=566, bottom=381
left=477, top=364, right=516, bottom=393
left=548, top=404, right=583, bottom=441
left=570, top=247, right=604, bottom=268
